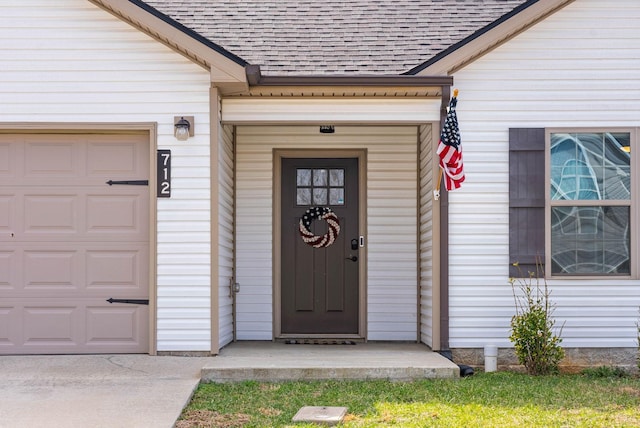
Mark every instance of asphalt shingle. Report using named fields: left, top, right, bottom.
left=143, top=0, right=529, bottom=75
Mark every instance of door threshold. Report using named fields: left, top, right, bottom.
left=281, top=339, right=362, bottom=345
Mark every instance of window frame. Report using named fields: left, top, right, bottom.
left=545, top=128, right=637, bottom=279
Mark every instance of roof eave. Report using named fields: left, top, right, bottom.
left=246, top=65, right=453, bottom=88
left=409, top=0, right=575, bottom=76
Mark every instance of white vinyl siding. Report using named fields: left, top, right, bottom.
left=440, top=0, right=640, bottom=348
left=218, top=124, right=235, bottom=348
left=419, top=124, right=436, bottom=347
left=235, top=125, right=419, bottom=341
left=0, top=0, right=212, bottom=352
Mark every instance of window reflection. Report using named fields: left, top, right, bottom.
left=550, top=132, right=631, bottom=275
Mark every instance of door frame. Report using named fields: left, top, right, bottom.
left=273, top=149, right=367, bottom=339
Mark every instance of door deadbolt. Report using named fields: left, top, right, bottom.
left=350, top=239, right=359, bottom=251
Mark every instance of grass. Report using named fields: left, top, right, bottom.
left=177, top=371, right=640, bottom=427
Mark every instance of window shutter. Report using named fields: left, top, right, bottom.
left=509, top=128, right=545, bottom=277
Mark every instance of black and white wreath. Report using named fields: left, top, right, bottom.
left=299, top=206, right=340, bottom=248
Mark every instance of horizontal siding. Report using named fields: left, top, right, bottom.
left=218, top=124, right=235, bottom=348
left=222, top=98, right=441, bottom=124
left=443, top=0, right=640, bottom=348
left=236, top=126, right=419, bottom=340
left=419, top=124, right=435, bottom=347
left=0, top=1, right=212, bottom=351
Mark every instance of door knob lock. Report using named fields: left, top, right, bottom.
left=345, top=255, right=358, bottom=262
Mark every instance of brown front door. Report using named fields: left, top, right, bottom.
left=281, top=158, right=359, bottom=335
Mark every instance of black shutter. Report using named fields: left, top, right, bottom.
left=509, top=128, right=545, bottom=277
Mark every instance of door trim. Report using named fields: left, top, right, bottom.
left=273, top=149, right=367, bottom=339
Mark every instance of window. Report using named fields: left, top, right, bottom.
left=548, top=131, right=632, bottom=275
left=296, top=168, right=345, bottom=206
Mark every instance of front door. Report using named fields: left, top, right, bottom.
left=281, top=158, right=359, bottom=335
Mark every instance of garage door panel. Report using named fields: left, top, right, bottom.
left=15, top=188, right=148, bottom=242
left=1, top=244, right=148, bottom=298
left=22, top=305, right=79, bottom=346
left=86, top=248, right=149, bottom=292
left=0, top=195, right=13, bottom=233
left=24, top=250, right=79, bottom=291
left=25, top=139, right=83, bottom=178
left=87, top=193, right=148, bottom=238
left=86, top=305, right=148, bottom=345
left=0, top=299, right=148, bottom=354
left=87, top=140, right=147, bottom=177
left=0, top=143, right=14, bottom=176
left=0, top=133, right=150, bottom=355
left=24, top=194, right=78, bottom=234
left=0, top=307, right=16, bottom=345
left=0, top=251, right=19, bottom=291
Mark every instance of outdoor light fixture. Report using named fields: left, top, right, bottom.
left=174, top=116, right=194, bottom=141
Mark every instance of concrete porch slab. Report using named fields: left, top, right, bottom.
left=201, top=342, right=460, bottom=383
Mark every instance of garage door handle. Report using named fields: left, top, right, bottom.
left=107, top=298, right=149, bottom=305
left=106, top=180, right=149, bottom=186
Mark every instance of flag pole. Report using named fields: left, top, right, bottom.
left=434, top=89, right=458, bottom=200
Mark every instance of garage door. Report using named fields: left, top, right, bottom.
left=0, top=133, right=150, bottom=354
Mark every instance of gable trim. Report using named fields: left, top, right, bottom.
left=409, top=0, right=574, bottom=76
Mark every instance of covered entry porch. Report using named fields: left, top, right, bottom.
left=212, top=75, right=454, bottom=354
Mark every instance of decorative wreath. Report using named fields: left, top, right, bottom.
left=299, top=207, right=341, bottom=248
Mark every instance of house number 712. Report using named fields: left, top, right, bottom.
left=157, top=149, right=171, bottom=198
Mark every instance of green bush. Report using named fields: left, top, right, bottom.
left=509, top=262, right=564, bottom=375
left=581, top=366, right=630, bottom=378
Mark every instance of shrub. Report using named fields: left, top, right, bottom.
left=509, top=262, right=564, bottom=375
left=581, top=366, right=629, bottom=378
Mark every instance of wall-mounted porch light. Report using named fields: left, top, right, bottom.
left=174, top=116, right=194, bottom=141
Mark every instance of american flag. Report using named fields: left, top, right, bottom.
left=437, top=95, right=465, bottom=191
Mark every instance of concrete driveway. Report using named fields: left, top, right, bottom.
left=0, top=354, right=214, bottom=428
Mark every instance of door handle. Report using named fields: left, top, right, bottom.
left=345, top=255, right=358, bottom=262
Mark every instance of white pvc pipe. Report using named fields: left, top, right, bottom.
left=484, top=345, right=498, bottom=372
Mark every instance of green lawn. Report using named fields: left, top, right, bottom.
left=177, top=372, right=640, bottom=427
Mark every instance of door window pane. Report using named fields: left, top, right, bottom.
left=313, top=188, right=327, bottom=205
left=330, top=169, right=344, bottom=186
left=330, top=188, right=344, bottom=205
left=313, top=169, right=328, bottom=186
left=297, top=188, right=311, bottom=205
left=297, top=169, right=312, bottom=186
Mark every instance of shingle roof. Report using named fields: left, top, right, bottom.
left=142, top=0, right=530, bottom=75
